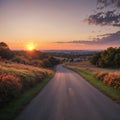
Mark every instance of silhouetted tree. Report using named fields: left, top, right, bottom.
left=0, top=42, right=14, bottom=59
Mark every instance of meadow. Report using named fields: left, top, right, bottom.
left=0, top=61, right=54, bottom=120
left=0, top=61, right=53, bottom=105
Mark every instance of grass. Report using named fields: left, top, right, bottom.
left=66, top=66, right=120, bottom=103
left=0, top=74, right=53, bottom=120
left=0, top=61, right=52, bottom=75
left=0, top=61, right=54, bottom=120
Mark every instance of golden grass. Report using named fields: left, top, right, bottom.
left=0, top=61, right=54, bottom=107
left=0, top=61, right=53, bottom=76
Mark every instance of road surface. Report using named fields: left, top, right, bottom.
left=16, top=65, right=120, bottom=120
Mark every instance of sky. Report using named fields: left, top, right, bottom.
left=0, top=0, right=120, bottom=50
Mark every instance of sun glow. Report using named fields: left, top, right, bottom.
left=27, top=43, right=35, bottom=51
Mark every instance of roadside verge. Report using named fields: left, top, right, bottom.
left=0, top=74, right=54, bottom=120
left=65, top=65, right=120, bottom=104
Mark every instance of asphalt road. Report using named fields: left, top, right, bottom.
left=16, top=65, right=120, bottom=120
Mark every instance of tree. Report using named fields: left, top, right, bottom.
left=89, top=47, right=120, bottom=68
left=0, top=42, right=14, bottom=59
left=0, top=42, right=9, bottom=48
left=89, top=53, right=100, bottom=65
left=114, top=53, right=120, bottom=67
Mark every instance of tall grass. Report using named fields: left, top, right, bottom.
left=0, top=61, right=53, bottom=107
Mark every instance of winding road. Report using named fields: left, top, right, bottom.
left=16, top=65, right=120, bottom=120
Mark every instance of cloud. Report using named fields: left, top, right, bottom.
left=96, top=31, right=120, bottom=44
left=55, top=31, right=120, bottom=46
left=84, top=11, right=120, bottom=27
left=97, top=0, right=120, bottom=9
left=84, top=0, right=120, bottom=27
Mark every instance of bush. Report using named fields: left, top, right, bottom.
left=12, top=55, right=29, bottom=64
left=95, top=71, right=107, bottom=80
left=95, top=71, right=120, bottom=90
left=18, top=73, right=44, bottom=90
left=41, top=59, right=52, bottom=68
left=0, top=72, right=47, bottom=106
left=103, top=72, right=120, bottom=89
left=41, top=57, right=60, bottom=68
left=0, top=74, right=22, bottom=105
left=31, top=60, right=43, bottom=67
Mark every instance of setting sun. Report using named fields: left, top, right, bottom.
left=27, top=43, right=35, bottom=51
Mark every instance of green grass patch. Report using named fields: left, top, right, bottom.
left=0, top=74, right=53, bottom=120
left=67, top=66, right=120, bottom=103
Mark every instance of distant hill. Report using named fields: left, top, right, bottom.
left=42, top=50, right=101, bottom=55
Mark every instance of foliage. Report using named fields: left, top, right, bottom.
left=95, top=72, right=120, bottom=90
left=0, top=42, right=14, bottom=59
left=0, top=75, right=53, bottom=120
left=89, top=47, right=120, bottom=68
left=0, top=61, right=53, bottom=107
left=12, top=55, right=30, bottom=64
left=0, top=42, right=60, bottom=68
left=13, top=50, right=60, bottom=68
left=95, top=71, right=107, bottom=80
left=0, top=74, right=22, bottom=105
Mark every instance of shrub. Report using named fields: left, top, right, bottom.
left=41, top=57, right=60, bottom=68
left=103, top=72, right=120, bottom=90
left=19, top=74, right=36, bottom=90
left=95, top=71, right=120, bottom=90
left=31, top=60, right=43, bottom=67
left=41, top=59, right=52, bottom=68
left=12, top=55, right=29, bottom=64
left=0, top=73, right=22, bottom=105
left=95, top=71, right=107, bottom=80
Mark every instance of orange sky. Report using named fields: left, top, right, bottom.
left=0, top=0, right=119, bottom=50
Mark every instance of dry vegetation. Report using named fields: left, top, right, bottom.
left=95, top=72, right=120, bottom=90
left=66, top=61, right=120, bottom=90
left=0, top=61, right=53, bottom=106
left=0, top=42, right=59, bottom=110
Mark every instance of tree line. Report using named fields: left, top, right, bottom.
left=0, top=42, right=60, bottom=68
left=89, top=47, right=120, bottom=68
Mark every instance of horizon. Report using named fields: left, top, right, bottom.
left=11, top=49, right=102, bottom=51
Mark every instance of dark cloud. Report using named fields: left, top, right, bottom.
left=55, top=31, right=120, bottom=45
left=85, top=0, right=120, bottom=27
left=56, top=40, right=94, bottom=44
left=85, top=11, right=120, bottom=27
left=97, top=0, right=120, bottom=9
left=96, top=31, right=120, bottom=44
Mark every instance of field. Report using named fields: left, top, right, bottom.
left=65, top=61, right=120, bottom=103
left=0, top=61, right=54, bottom=120
left=0, top=61, right=53, bottom=103
left=0, top=61, right=53, bottom=77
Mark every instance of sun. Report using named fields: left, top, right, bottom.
left=27, top=43, right=35, bottom=51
